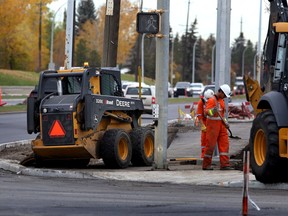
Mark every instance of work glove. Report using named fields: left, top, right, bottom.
left=223, top=118, right=230, bottom=129
left=201, top=124, right=207, bottom=132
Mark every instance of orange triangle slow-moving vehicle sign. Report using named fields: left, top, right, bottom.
left=49, top=120, right=66, bottom=138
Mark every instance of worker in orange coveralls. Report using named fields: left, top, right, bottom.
left=196, top=89, right=214, bottom=158
left=202, top=84, right=233, bottom=170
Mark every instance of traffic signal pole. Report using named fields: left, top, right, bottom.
left=153, top=0, right=170, bottom=170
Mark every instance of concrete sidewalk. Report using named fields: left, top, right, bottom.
left=1, top=121, right=288, bottom=190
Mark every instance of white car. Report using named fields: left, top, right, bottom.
left=173, top=82, right=191, bottom=97
left=188, top=82, right=204, bottom=96
left=124, top=84, right=155, bottom=114
left=122, top=81, right=146, bottom=95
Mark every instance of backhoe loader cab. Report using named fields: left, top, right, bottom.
left=244, top=0, right=288, bottom=183
left=26, top=67, right=155, bottom=169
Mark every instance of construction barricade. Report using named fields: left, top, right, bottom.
left=177, top=102, right=198, bottom=127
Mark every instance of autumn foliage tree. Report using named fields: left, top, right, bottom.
left=0, top=0, right=52, bottom=71
left=0, top=0, right=141, bottom=72
left=72, top=0, right=138, bottom=67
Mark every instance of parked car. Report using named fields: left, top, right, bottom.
left=187, top=82, right=204, bottom=97
left=122, top=81, right=146, bottom=95
left=124, top=84, right=155, bottom=114
left=233, top=84, right=245, bottom=95
left=234, top=76, right=244, bottom=86
left=173, top=82, right=191, bottom=97
left=233, top=76, right=244, bottom=95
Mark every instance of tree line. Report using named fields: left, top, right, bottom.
left=0, top=0, right=257, bottom=86
left=132, top=18, right=258, bottom=86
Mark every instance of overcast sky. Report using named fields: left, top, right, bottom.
left=49, top=0, right=270, bottom=47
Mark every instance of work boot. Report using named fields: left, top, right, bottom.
left=220, top=166, right=234, bottom=170
left=202, top=166, right=213, bottom=170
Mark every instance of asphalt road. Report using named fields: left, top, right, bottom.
left=0, top=169, right=288, bottom=216
left=0, top=113, right=35, bottom=143
left=1, top=101, right=288, bottom=215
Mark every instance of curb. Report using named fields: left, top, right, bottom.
left=0, top=139, right=32, bottom=151
left=0, top=160, right=97, bottom=180
left=1, top=133, right=288, bottom=190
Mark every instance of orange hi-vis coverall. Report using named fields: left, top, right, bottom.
left=196, top=97, right=207, bottom=158
left=203, top=95, right=230, bottom=169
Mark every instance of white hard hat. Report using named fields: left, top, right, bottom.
left=204, top=89, right=214, bottom=99
left=220, top=84, right=231, bottom=98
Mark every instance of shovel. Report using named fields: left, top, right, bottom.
left=214, top=108, right=241, bottom=139
left=227, top=127, right=241, bottom=139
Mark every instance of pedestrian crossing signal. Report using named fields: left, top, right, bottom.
left=49, top=120, right=66, bottom=138
left=136, top=12, right=160, bottom=34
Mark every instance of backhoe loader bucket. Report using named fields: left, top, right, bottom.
left=243, top=75, right=264, bottom=115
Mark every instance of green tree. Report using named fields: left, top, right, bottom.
left=181, top=18, right=199, bottom=82
left=200, top=34, right=216, bottom=84
left=76, top=0, right=96, bottom=33
left=75, top=39, right=88, bottom=66
left=231, top=33, right=245, bottom=76
left=231, top=32, right=257, bottom=78
left=243, top=40, right=256, bottom=76
left=143, top=37, right=156, bottom=79
left=88, top=50, right=101, bottom=67
left=173, top=34, right=182, bottom=65
left=170, top=34, right=183, bottom=84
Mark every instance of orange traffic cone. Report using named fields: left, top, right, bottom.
left=0, top=87, right=7, bottom=106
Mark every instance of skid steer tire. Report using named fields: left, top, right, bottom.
left=100, top=129, right=132, bottom=169
left=130, top=128, right=154, bottom=166
left=34, top=153, right=45, bottom=168
left=250, top=110, right=286, bottom=183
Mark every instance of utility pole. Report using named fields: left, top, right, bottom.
left=65, top=0, right=75, bottom=69
left=135, top=1, right=144, bottom=82
left=215, top=0, right=231, bottom=90
left=141, top=33, right=146, bottom=83
left=215, top=0, right=231, bottom=119
left=101, top=0, right=121, bottom=67
left=257, top=0, right=262, bottom=82
left=154, top=0, right=170, bottom=170
left=38, top=0, right=42, bottom=72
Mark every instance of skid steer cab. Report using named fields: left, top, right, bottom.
left=26, top=67, right=155, bottom=169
